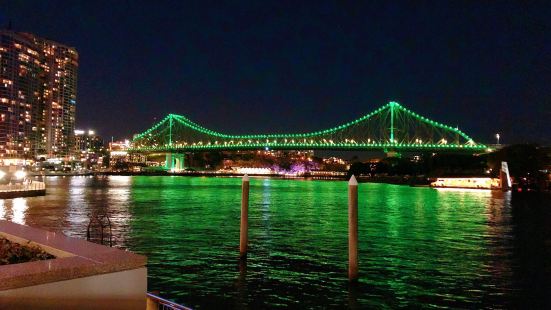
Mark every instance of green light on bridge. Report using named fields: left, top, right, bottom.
left=131, top=101, right=487, bottom=152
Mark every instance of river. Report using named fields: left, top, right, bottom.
left=0, top=176, right=550, bottom=308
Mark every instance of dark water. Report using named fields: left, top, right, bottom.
left=1, top=176, right=550, bottom=308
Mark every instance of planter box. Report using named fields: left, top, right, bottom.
left=0, top=220, right=147, bottom=309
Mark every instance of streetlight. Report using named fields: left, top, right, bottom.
left=496, top=133, right=500, bottom=145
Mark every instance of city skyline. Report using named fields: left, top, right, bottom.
left=2, top=1, right=550, bottom=144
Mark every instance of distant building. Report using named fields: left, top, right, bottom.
left=109, top=139, right=130, bottom=167
left=73, top=130, right=104, bottom=169
left=323, top=156, right=347, bottom=165
left=0, top=30, right=78, bottom=160
left=74, top=130, right=103, bottom=152
left=109, top=139, right=130, bottom=153
left=109, top=139, right=145, bottom=169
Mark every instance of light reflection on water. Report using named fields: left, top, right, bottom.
left=11, top=198, right=28, bottom=225
left=0, top=176, right=549, bottom=308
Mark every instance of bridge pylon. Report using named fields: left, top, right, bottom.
left=385, top=150, right=401, bottom=158
left=165, top=153, right=185, bottom=171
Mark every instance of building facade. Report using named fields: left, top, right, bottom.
left=0, top=30, right=78, bottom=160
left=74, top=129, right=105, bottom=169
left=74, top=130, right=103, bottom=152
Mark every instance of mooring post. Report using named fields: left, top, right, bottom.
left=240, top=174, right=250, bottom=259
left=348, top=175, right=359, bottom=281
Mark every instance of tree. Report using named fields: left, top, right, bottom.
left=488, top=144, right=548, bottom=179
left=347, top=162, right=370, bottom=178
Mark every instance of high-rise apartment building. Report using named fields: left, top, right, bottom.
left=0, top=30, right=78, bottom=160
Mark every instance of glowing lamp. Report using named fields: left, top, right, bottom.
left=14, top=171, right=26, bottom=179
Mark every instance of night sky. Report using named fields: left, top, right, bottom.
left=2, top=1, right=550, bottom=144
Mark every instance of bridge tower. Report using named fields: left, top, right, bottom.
left=165, top=153, right=185, bottom=171
left=385, top=101, right=400, bottom=158
left=163, top=115, right=186, bottom=171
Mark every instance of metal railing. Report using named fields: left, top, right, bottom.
left=0, top=181, right=46, bottom=192
left=146, top=292, right=191, bottom=310
left=86, top=211, right=113, bottom=247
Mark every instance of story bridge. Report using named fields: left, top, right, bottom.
left=130, top=101, right=488, bottom=170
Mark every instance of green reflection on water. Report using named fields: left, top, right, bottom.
left=119, top=177, right=508, bottom=308
left=0, top=176, right=517, bottom=308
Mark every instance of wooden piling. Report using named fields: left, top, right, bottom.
left=239, top=174, right=250, bottom=258
left=348, top=175, right=359, bottom=281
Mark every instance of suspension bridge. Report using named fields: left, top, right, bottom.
left=130, top=101, right=488, bottom=169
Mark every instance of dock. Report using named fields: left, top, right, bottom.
left=0, top=182, right=46, bottom=199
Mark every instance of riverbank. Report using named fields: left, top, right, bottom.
left=357, top=175, right=432, bottom=186
left=32, top=171, right=437, bottom=187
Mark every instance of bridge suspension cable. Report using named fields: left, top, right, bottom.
left=130, top=101, right=487, bottom=153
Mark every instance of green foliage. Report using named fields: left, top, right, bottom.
left=347, top=162, right=372, bottom=177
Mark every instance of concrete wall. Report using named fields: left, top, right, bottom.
left=0, top=267, right=147, bottom=310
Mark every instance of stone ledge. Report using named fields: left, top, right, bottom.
left=0, top=220, right=147, bottom=291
